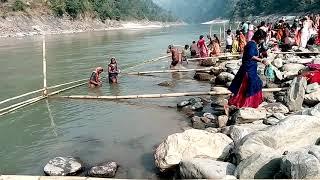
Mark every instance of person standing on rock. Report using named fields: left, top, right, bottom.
left=227, top=29, right=269, bottom=109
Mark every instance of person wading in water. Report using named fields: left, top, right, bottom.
left=167, top=45, right=181, bottom=69
left=108, top=57, right=120, bottom=84
left=89, top=67, right=103, bottom=88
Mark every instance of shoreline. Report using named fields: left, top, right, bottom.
left=0, top=14, right=186, bottom=38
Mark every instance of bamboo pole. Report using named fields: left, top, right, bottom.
left=124, top=68, right=213, bottom=75
left=223, top=22, right=226, bottom=40
left=187, top=54, right=240, bottom=61
left=219, top=27, right=222, bottom=42
left=0, top=88, right=44, bottom=106
left=59, top=88, right=287, bottom=100
left=47, top=78, right=87, bottom=90
left=123, top=55, right=170, bottom=72
left=0, top=82, right=87, bottom=117
left=210, top=24, right=212, bottom=37
left=43, top=35, right=48, bottom=96
left=273, top=51, right=320, bottom=55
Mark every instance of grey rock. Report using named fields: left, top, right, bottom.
left=263, top=117, right=280, bottom=125
left=235, top=152, right=282, bottom=179
left=88, top=161, right=118, bottom=178
left=306, top=83, right=319, bottom=94
left=229, top=126, right=255, bottom=145
left=282, top=63, right=306, bottom=74
left=295, top=103, right=320, bottom=118
left=188, top=97, right=202, bottom=105
left=264, top=92, right=276, bottom=103
left=285, top=77, right=307, bottom=112
left=232, top=108, right=267, bottom=124
left=200, top=58, right=217, bottom=67
left=205, top=127, right=221, bottom=134
left=218, top=115, right=228, bottom=128
left=263, top=102, right=289, bottom=115
left=216, top=72, right=235, bottom=85
left=194, top=72, right=213, bottom=81
left=235, top=115, right=320, bottom=163
left=304, top=89, right=320, bottom=106
left=177, top=100, right=190, bottom=108
left=190, top=102, right=204, bottom=111
left=192, top=116, right=206, bottom=130
left=273, top=58, right=283, bottom=68
left=158, top=81, right=175, bottom=87
left=281, top=149, right=320, bottom=179
left=203, top=113, right=217, bottom=121
left=179, top=157, right=236, bottom=179
left=44, top=157, right=83, bottom=176
left=273, top=113, right=286, bottom=120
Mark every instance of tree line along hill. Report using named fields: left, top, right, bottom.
left=0, top=0, right=177, bottom=22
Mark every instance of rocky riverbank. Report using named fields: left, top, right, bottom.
left=154, top=49, right=320, bottom=179
left=0, top=13, right=184, bottom=38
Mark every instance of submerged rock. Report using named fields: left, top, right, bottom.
left=88, top=161, right=118, bottom=178
left=154, top=129, right=233, bottom=171
left=44, top=157, right=83, bottom=176
left=158, top=81, right=175, bottom=87
left=179, top=157, right=236, bottom=179
left=194, top=72, right=213, bottom=81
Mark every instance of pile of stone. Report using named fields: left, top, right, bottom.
left=154, top=52, right=320, bottom=179
left=43, top=157, right=118, bottom=178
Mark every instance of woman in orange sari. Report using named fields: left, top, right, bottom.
left=238, top=30, right=247, bottom=53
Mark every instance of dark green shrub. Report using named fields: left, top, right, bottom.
left=65, top=0, right=82, bottom=19
left=12, top=0, right=26, bottom=11
left=49, top=0, right=65, bottom=17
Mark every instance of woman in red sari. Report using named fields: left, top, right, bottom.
left=228, top=29, right=268, bottom=109
left=197, top=35, right=208, bottom=58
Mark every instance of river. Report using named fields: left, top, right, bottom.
left=0, top=24, right=219, bottom=178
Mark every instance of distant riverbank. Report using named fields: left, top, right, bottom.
left=0, top=13, right=185, bottom=38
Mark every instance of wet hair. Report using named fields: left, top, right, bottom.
left=200, top=35, right=204, bottom=39
left=261, top=21, right=266, bottom=26
left=192, top=41, right=196, bottom=44
left=252, top=29, right=267, bottom=42
left=168, top=45, right=173, bottom=49
left=236, top=30, right=241, bottom=35
left=184, top=45, right=189, bottom=49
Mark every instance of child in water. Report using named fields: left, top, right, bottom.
left=108, top=57, right=120, bottom=84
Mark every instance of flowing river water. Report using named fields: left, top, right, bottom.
left=0, top=24, right=222, bottom=178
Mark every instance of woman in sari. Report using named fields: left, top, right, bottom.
left=228, top=29, right=268, bottom=109
left=108, top=57, right=120, bottom=83
left=238, top=30, right=247, bottom=53
left=89, top=67, right=103, bottom=88
left=197, top=35, right=208, bottom=58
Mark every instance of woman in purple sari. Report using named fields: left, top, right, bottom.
left=228, top=29, right=268, bottom=108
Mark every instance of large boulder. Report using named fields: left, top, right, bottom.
left=154, top=129, right=234, bottom=171
left=272, top=58, right=283, bottom=68
left=179, top=157, right=236, bottom=179
left=231, top=108, right=267, bottom=124
left=229, top=126, right=255, bottom=145
left=285, top=77, right=307, bottom=112
left=281, top=146, right=320, bottom=179
left=216, top=72, right=235, bottom=85
left=282, top=63, right=306, bottom=74
left=194, top=72, right=213, bottom=81
left=88, top=161, right=118, bottom=178
left=235, top=152, right=282, bottom=179
left=234, top=115, right=320, bottom=163
left=296, top=103, right=320, bottom=118
left=44, top=157, right=83, bottom=176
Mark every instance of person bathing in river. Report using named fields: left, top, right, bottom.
left=108, top=57, right=120, bottom=84
left=181, top=45, right=190, bottom=64
left=227, top=29, right=269, bottom=110
left=190, top=41, right=199, bottom=58
left=89, top=67, right=103, bottom=88
left=167, top=45, right=181, bottom=69
left=197, top=35, right=208, bottom=58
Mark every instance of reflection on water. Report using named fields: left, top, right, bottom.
left=0, top=24, right=215, bottom=178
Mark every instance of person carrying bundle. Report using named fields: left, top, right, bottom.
left=89, top=67, right=104, bottom=88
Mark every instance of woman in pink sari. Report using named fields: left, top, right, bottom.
left=197, top=35, right=208, bottom=58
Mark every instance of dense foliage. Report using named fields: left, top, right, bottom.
left=48, top=0, right=177, bottom=21
left=231, top=0, right=320, bottom=19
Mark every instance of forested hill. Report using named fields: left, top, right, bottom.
left=0, top=0, right=177, bottom=22
left=231, top=0, right=320, bottom=19
left=153, top=0, right=238, bottom=23
left=153, top=0, right=320, bottom=23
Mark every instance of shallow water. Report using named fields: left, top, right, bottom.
left=0, top=24, right=219, bottom=178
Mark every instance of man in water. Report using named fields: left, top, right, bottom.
left=167, top=45, right=181, bottom=69
left=190, top=41, right=198, bottom=58
left=181, top=45, right=190, bottom=64
left=89, top=67, right=103, bottom=88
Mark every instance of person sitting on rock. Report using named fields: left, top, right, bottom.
left=89, top=67, right=103, bottom=88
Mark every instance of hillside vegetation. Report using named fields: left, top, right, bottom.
left=0, top=0, right=177, bottom=22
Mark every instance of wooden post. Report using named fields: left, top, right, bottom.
left=210, top=24, right=212, bottom=37
left=219, top=26, right=222, bottom=42
left=223, top=22, right=226, bottom=40
left=42, top=35, right=48, bottom=96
